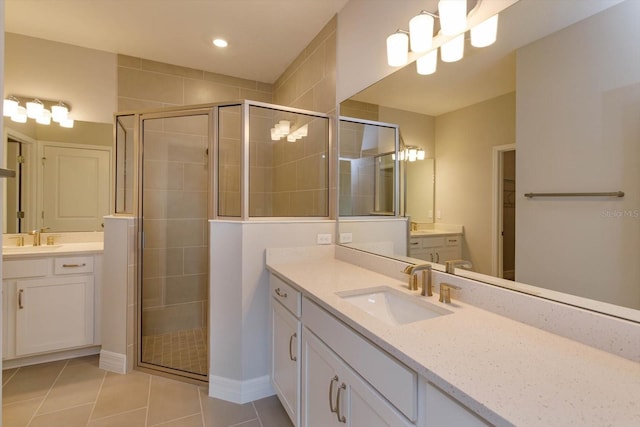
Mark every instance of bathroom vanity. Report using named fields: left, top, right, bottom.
left=266, top=246, right=639, bottom=427
left=408, top=225, right=463, bottom=264
left=2, top=235, right=103, bottom=367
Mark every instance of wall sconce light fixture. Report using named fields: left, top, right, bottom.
left=3, top=96, right=74, bottom=128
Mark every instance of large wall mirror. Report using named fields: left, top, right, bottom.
left=338, top=0, right=639, bottom=321
left=3, top=120, right=112, bottom=233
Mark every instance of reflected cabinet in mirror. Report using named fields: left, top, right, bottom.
left=3, top=120, right=113, bottom=233
left=337, top=0, right=640, bottom=319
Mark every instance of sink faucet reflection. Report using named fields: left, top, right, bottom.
left=445, top=259, right=473, bottom=274
left=28, top=227, right=49, bottom=247
left=402, top=264, right=433, bottom=297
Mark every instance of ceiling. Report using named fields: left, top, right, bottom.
left=5, top=0, right=349, bottom=84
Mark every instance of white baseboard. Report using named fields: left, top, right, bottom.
left=99, top=349, right=128, bottom=374
left=3, top=346, right=100, bottom=370
left=208, top=374, right=275, bottom=404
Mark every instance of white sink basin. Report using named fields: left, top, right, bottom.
left=3, top=245, right=62, bottom=253
left=337, top=286, right=452, bottom=326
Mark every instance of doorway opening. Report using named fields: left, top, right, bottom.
left=492, top=144, right=516, bottom=280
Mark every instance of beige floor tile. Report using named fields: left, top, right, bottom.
left=3, top=368, right=19, bottom=386
left=87, top=407, right=148, bottom=427
left=2, top=397, right=43, bottom=427
left=38, top=360, right=106, bottom=414
left=253, top=395, right=293, bottom=427
left=199, top=388, right=257, bottom=427
left=29, top=403, right=93, bottom=427
left=2, top=360, right=67, bottom=405
left=91, top=371, right=151, bottom=420
left=150, top=413, right=203, bottom=426
left=230, top=420, right=261, bottom=427
left=147, top=375, right=201, bottom=426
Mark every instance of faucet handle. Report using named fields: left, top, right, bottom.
left=439, top=283, right=461, bottom=304
left=40, top=226, right=50, bottom=233
left=445, top=259, right=473, bottom=274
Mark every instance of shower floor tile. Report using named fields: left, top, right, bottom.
left=142, top=328, right=208, bottom=376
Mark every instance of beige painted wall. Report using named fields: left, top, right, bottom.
left=435, top=92, right=516, bottom=275
left=5, top=33, right=117, bottom=123
left=516, top=0, right=640, bottom=309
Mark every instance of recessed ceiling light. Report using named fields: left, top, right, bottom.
left=213, top=38, right=228, bottom=48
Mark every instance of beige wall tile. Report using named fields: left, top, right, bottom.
left=164, top=115, right=209, bottom=136
left=143, top=190, right=168, bottom=219
left=165, top=274, right=207, bottom=305
left=142, top=302, right=204, bottom=334
left=167, top=191, right=208, bottom=219
left=142, top=248, right=184, bottom=278
left=118, top=67, right=183, bottom=104
left=296, top=154, right=327, bottom=191
left=296, top=46, right=325, bottom=98
left=183, top=246, right=208, bottom=275
left=144, top=161, right=184, bottom=191
left=117, top=54, right=141, bottom=69
left=203, top=71, right=258, bottom=90
left=184, top=79, right=240, bottom=105
left=117, top=97, right=165, bottom=115
left=184, top=163, right=209, bottom=191
left=291, top=88, right=314, bottom=111
left=141, top=59, right=203, bottom=80
left=219, top=107, right=242, bottom=139
left=273, top=162, right=297, bottom=192
left=240, top=88, right=272, bottom=103
left=143, top=131, right=207, bottom=164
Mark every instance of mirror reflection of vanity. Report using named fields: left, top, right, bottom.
left=3, top=120, right=112, bottom=234
left=338, top=0, right=640, bottom=320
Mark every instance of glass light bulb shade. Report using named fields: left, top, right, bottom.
left=60, top=118, right=74, bottom=128
left=296, top=124, right=308, bottom=137
left=270, top=128, right=280, bottom=141
left=392, top=153, right=396, bottom=161
left=3, top=98, right=18, bottom=117
left=26, top=99, right=44, bottom=119
left=441, top=34, right=465, bottom=62
left=408, top=148, right=418, bottom=162
left=386, top=32, right=409, bottom=67
left=278, top=120, right=290, bottom=135
left=438, top=0, right=467, bottom=36
left=11, top=106, right=28, bottom=123
left=417, top=149, right=426, bottom=160
left=36, top=109, right=52, bottom=125
left=286, top=134, right=297, bottom=142
left=409, top=13, right=434, bottom=53
left=51, top=104, right=69, bottom=122
left=471, top=14, right=499, bottom=48
left=416, top=49, right=438, bottom=75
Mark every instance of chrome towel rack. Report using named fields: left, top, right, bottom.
left=524, top=191, right=624, bottom=198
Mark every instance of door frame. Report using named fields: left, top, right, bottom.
left=491, top=144, right=516, bottom=277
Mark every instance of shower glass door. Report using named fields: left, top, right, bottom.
left=139, top=111, right=210, bottom=380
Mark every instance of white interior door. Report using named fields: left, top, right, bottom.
left=42, top=145, right=110, bottom=231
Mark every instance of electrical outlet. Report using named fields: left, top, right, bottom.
left=316, top=233, right=332, bottom=244
left=339, top=233, right=353, bottom=243
left=436, top=210, right=442, bottom=220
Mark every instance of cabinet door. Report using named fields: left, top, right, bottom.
left=301, top=328, right=344, bottom=427
left=15, top=276, right=94, bottom=356
left=435, top=247, right=461, bottom=264
left=302, top=329, right=412, bottom=427
left=272, top=300, right=301, bottom=426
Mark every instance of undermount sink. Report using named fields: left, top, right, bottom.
left=3, top=245, right=63, bottom=253
left=337, top=286, right=452, bottom=326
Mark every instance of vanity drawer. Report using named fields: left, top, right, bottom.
left=422, top=236, right=445, bottom=248
left=302, top=297, right=418, bottom=421
left=271, top=275, right=301, bottom=317
left=409, top=238, right=423, bottom=249
left=3, top=259, right=50, bottom=279
left=445, top=236, right=461, bottom=247
left=54, top=256, right=94, bottom=275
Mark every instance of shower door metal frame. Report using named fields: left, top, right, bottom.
left=135, top=106, right=214, bottom=382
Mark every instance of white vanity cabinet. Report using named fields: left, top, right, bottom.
left=3, top=254, right=100, bottom=360
left=301, top=297, right=417, bottom=427
left=271, top=275, right=301, bottom=426
left=409, top=235, right=461, bottom=264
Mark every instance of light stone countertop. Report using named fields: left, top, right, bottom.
left=266, top=255, right=640, bottom=427
left=410, top=230, right=461, bottom=237
left=2, top=242, right=104, bottom=259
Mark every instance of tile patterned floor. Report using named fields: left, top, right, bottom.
left=2, top=355, right=293, bottom=427
left=142, top=328, right=208, bottom=376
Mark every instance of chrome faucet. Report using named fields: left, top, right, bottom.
left=445, top=259, right=472, bottom=274
left=402, top=264, right=433, bottom=296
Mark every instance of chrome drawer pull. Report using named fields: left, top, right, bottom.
left=336, top=383, right=347, bottom=423
left=328, top=375, right=338, bottom=413
left=62, top=263, right=87, bottom=268
left=288, top=332, right=297, bottom=361
left=275, top=288, right=287, bottom=298
left=18, top=289, right=24, bottom=309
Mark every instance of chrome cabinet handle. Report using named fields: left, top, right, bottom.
left=336, top=383, right=347, bottom=423
left=288, top=332, right=297, bottom=361
left=62, top=263, right=86, bottom=268
left=18, top=289, right=24, bottom=309
left=274, top=288, right=287, bottom=298
left=435, top=252, right=440, bottom=263
left=328, top=375, right=338, bottom=413
left=430, top=253, right=434, bottom=262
